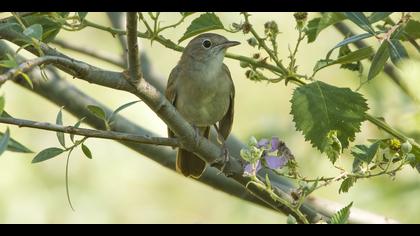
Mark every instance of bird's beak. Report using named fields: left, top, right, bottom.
left=220, top=41, right=241, bottom=48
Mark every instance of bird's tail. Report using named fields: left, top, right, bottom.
left=175, top=127, right=210, bottom=178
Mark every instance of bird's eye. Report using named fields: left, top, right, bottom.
left=202, top=39, right=212, bottom=49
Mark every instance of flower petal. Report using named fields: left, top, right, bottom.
left=257, top=138, right=270, bottom=148
left=243, top=160, right=262, bottom=176
left=264, top=155, right=287, bottom=169
left=270, top=137, right=280, bottom=152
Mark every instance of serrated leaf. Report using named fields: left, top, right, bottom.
left=314, top=47, right=374, bottom=73
left=344, top=12, right=376, bottom=35
left=329, top=202, right=353, bottom=224
left=0, top=96, right=5, bottom=116
left=77, top=12, right=88, bottom=22
left=0, top=131, right=33, bottom=153
left=86, top=105, right=107, bottom=120
left=351, top=141, right=380, bottom=164
left=306, top=13, right=346, bottom=43
left=291, top=81, right=368, bottom=153
left=179, top=13, right=224, bottom=43
left=326, top=33, right=374, bottom=59
left=339, top=177, right=356, bottom=194
left=32, top=147, right=64, bottom=163
left=70, top=117, right=85, bottom=143
left=368, top=12, right=393, bottom=24
left=56, top=107, right=66, bottom=148
left=0, top=128, right=10, bottom=157
left=388, top=39, right=408, bottom=66
left=23, top=24, right=43, bottom=41
left=368, top=41, right=390, bottom=80
left=81, top=143, right=92, bottom=159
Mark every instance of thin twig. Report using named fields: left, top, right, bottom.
left=0, top=117, right=180, bottom=147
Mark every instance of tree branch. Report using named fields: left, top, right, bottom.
left=126, top=12, right=142, bottom=81
left=0, top=116, right=179, bottom=147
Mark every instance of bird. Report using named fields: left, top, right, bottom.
left=165, top=33, right=239, bottom=178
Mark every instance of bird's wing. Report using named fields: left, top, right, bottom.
left=218, top=63, right=235, bottom=140
left=165, top=65, right=180, bottom=138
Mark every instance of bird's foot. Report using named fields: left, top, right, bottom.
left=216, top=143, right=232, bottom=176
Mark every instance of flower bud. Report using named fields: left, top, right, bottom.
left=242, top=22, right=252, bottom=34
left=294, top=12, right=308, bottom=30
left=401, top=141, right=412, bottom=154
left=264, top=21, right=279, bottom=36
left=389, top=138, right=401, bottom=152
left=253, top=53, right=260, bottom=59
left=247, top=37, right=258, bottom=47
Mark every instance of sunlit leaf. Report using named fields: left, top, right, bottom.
left=81, top=143, right=92, bottom=159
left=344, top=12, right=376, bottom=35
left=368, top=41, right=390, bottom=80
left=179, top=13, right=224, bottom=43
left=351, top=141, right=380, bottom=164
left=86, top=105, right=107, bottom=120
left=368, top=12, right=393, bottom=24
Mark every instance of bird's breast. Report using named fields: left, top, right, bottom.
left=175, top=69, right=232, bottom=127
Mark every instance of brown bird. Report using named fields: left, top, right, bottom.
left=165, top=33, right=239, bottom=178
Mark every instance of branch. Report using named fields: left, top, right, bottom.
left=0, top=116, right=179, bottom=147
left=52, top=39, right=125, bottom=68
left=0, top=39, right=397, bottom=224
left=126, top=12, right=142, bottom=81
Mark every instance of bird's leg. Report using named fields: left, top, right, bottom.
left=213, top=124, right=230, bottom=175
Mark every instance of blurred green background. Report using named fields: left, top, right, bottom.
left=0, top=12, right=419, bottom=223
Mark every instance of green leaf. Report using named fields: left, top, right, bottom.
left=329, top=202, right=353, bottom=224
left=286, top=215, right=297, bottom=224
left=326, top=33, right=374, bottom=59
left=180, top=12, right=195, bottom=17
left=56, top=107, right=66, bottom=148
left=86, top=105, right=107, bottom=120
left=21, top=12, right=69, bottom=43
left=351, top=141, right=380, bottom=164
left=81, top=143, right=92, bottom=159
left=32, top=147, right=64, bottom=163
left=344, top=12, right=376, bottom=35
left=401, top=20, right=420, bottom=40
left=23, top=24, right=43, bottom=41
left=339, top=177, right=356, bottom=194
left=314, top=47, right=374, bottom=73
left=70, top=117, right=85, bottom=143
left=306, top=13, right=346, bottom=43
left=290, top=81, right=369, bottom=153
left=368, top=41, right=390, bottom=81
left=0, top=128, right=10, bottom=157
left=17, top=72, right=34, bottom=89
left=388, top=39, right=408, bottom=66
left=108, top=100, right=140, bottom=123
left=0, top=96, right=5, bottom=116
left=325, top=130, right=342, bottom=164
left=179, top=13, right=224, bottom=43
left=368, top=12, right=393, bottom=24
left=77, top=12, right=88, bottom=22
left=0, top=54, right=19, bottom=69
left=0, top=131, right=33, bottom=153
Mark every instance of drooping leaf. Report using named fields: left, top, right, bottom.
left=290, top=81, right=369, bottom=153
left=179, top=13, right=224, bottom=43
left=388, top=39, right=408, bottom=66
left=306, top=13, right=346, bottom=43
left=81, top=143, right=92, bottom=159
left=70, top=117, right=85, bottom=143
left=23, top=24, right=43, bottom=41
left=368, top=12, right=393, bottom=24
left=56, top=107, right=66, bottom=148
left=0, top=96, right=5, bottom=116
left=32, top=147, right=64, bottom=163
left=339, top=177, right=356, bottom=194
left=329, top=202, right=353, bottom=224
left=86, top=105, right=107, bottom=120
left=344, top=12, right=376, bottom=35
left=351, top=141, right=380, bottom=164
left=0, top=131, right=33, bottom=153
left=0, top=128, right=10, bottom=157
left=368, top=41, right=390, bottom=80
left=314, top=47, right=374, bottom=73
left=326, top=33, right=374, bottom=59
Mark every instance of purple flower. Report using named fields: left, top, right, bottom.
left=264, top=155, right=288, bottom=169
left=244, top=160, right=262, bottom=177
left=270, top=137, right=280, bottom=152
left=257, top=138, right=269, bottom=148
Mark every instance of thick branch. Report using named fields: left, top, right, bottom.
left=126, top=12, right=142, bottom=81
left=0, top=116, right=179, bottom=147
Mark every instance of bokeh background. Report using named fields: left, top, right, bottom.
left=0, top=12, right=419, bottom=223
